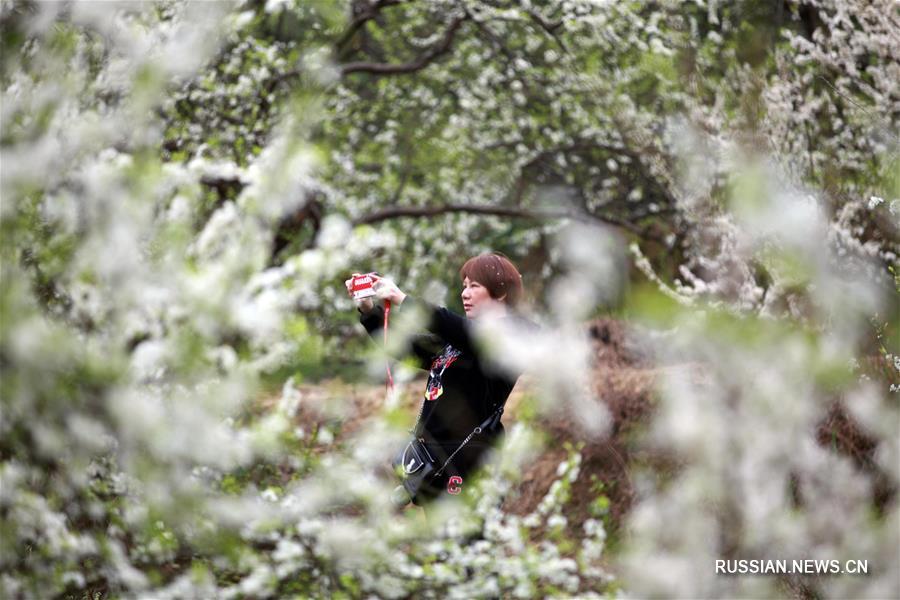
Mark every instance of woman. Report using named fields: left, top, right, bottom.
left=346, top=253, right=529, bottom=506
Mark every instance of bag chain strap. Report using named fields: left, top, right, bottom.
left=433, top=404, right=503, bottom=478
left=407, top=346, right=504, bottom=478
left=410, top=395, right=427, bottom=436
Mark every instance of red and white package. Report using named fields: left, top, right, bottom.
left=350, top=272, right=378, bottom=300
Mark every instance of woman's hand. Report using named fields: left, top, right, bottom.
left=373, top=276, right=406, bottom=305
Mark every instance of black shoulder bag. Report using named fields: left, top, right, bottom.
left=391, top=401, right=503, bottom=506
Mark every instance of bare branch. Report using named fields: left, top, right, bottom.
left=525, top=9, right=569, bottom=53
left=352, top=203, right=574, bottom=225
left=199, top=174, right=247, bottom=199
left=351, top=202, right=660, bottom=240
left=526, top=9, right=562, bottom=33
left=335, top=0, right=407, bottom=51
left=340, top=15, right=467, bottom=76
left=466, top=10, right=518, bottom=64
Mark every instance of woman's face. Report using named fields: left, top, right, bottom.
left=461, top=276, right=503, bottom=319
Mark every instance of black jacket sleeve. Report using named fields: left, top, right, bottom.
left=398, top=297, right=479, bottom=356
left=359, top=301, right=443, bottom=369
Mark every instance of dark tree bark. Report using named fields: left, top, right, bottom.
left=271, top=193, right=325, bottom=263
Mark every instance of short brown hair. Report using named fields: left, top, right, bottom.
left=459, top=252, right=523, bottom=308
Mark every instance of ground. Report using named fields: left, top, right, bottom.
left=284, top=316, right=892, bottom=558
left=288, top=317, right=667, bottom=543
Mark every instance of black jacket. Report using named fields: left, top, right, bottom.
left=360, top=297, right=527, bottom=480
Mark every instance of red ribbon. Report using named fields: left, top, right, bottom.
left=383, top=298, right=393, bottom=392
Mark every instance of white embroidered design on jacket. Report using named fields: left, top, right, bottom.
left=424, top=345, right=461, bottom=401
